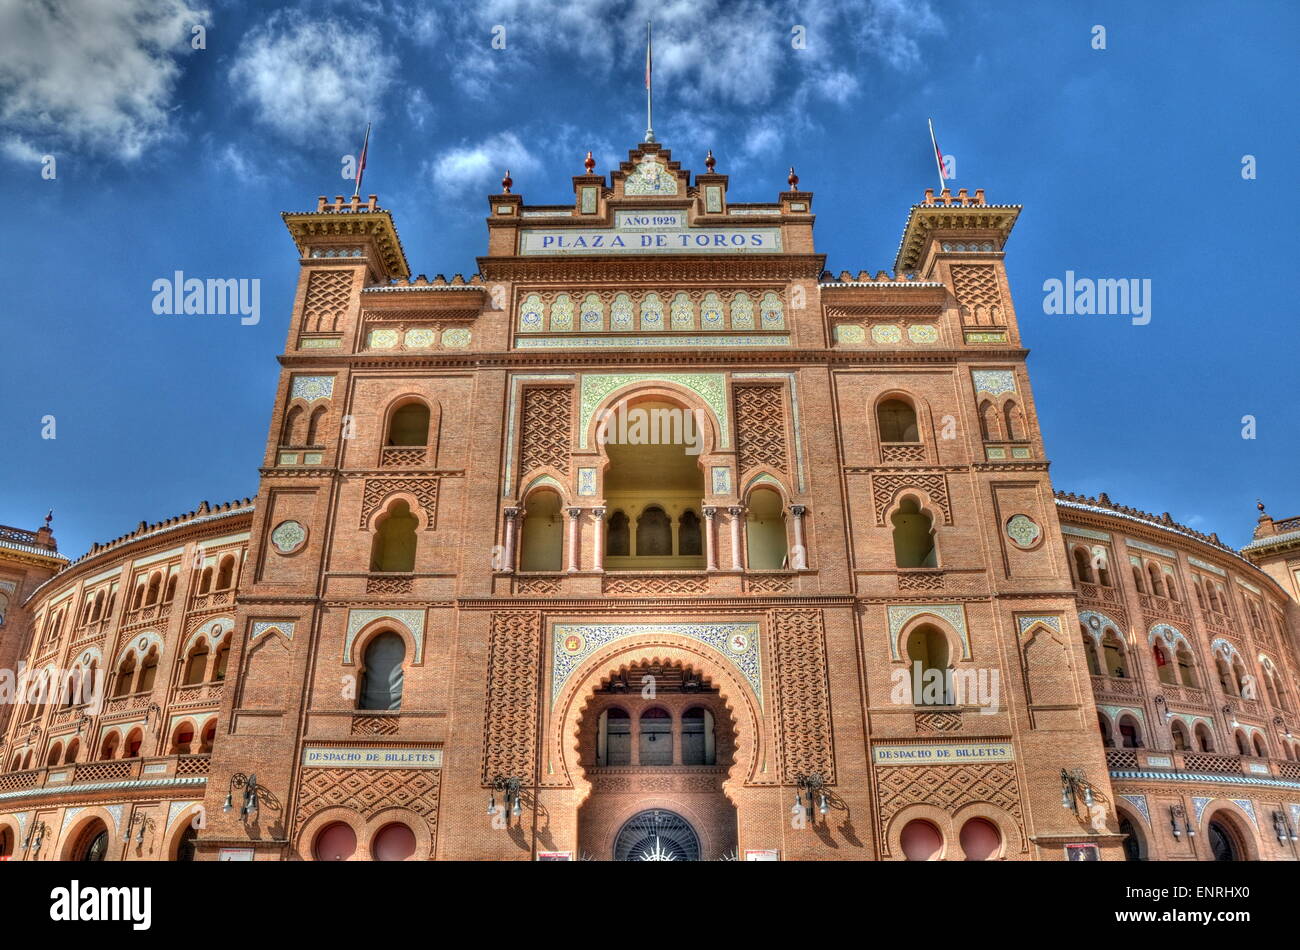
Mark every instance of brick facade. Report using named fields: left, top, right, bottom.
left=2, top=143, right=1296, bottom=862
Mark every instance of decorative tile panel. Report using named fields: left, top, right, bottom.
left=887, top=604, right=970, bottom=660
left=290, top=376, right=334, bottom=402
left=972, top=370, right=1016, bottom=396
left=579, top=374, right=728, bottom=448
left=551, top=622, right=762, bottom=705
left=345, top=609, right=425, bottom=664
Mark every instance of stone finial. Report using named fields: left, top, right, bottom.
left=705, top=149, right=716, bottom=173
left=787, top=166, right=799, bottom=190
left=584, top=151, right=595, bottom=174
left=501, top=169, right=512, bottom=193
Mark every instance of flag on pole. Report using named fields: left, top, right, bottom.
left=927, top=117, right=947, bottom=192
left=644, top=21, right=655, bottom=142
left=353, top=122, right=371, bottom=198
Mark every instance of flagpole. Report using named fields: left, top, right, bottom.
left=927, top=117, right=946, bottom=193
left=644, top=21, right=654, bottom=143
left=353, top=121, right=371, bottom=198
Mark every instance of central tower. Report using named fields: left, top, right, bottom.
left=197, top=141, right=1120, bottom=861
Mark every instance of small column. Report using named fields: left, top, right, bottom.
left=592, top=508, right=606, bottom=573
left=501, top=507, right=521, bottom=573
left=728, top=507, right=745, bottom=571
left=703, top=507, right=718, bottom=572
left=789, top=504, right=807, bottom=570
left=566, top=508, right=582, bottom=573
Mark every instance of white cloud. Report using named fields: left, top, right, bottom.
left=1, top=136, right=43, bottom=163
left=427, top=130, right=541, bottom=193
left=228, top=14, right=400, bottom=146
left=856, top=0, right=944, bottom=70
left=0, top=0, right=206, bottom=162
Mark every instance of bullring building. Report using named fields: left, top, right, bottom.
left=1, top=140, right=1297, bottom=861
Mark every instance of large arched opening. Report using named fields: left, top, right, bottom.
left=568, top=654, right=744, bottom=861
left=599, top=395, right=709, bottom=571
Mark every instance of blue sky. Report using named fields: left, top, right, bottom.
left=1, top=0, right=1295, bottom=558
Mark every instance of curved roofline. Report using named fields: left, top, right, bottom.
left=1053, top=494, right=1286, bottom=599
left=23, top=499, right=255, bottom=607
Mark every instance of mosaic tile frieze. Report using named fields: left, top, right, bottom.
left=517, top=288, right=784, bottom=335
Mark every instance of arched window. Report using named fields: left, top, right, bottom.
left=145, top=573, right=162, bottom=606
left=198, top=567, right=213, bottom=595
left=1193, top=578, right=1205, bottom=608
left=1231, top=656, right=1249, bottom=696
left=1194, top=723, right=1214, bottom=752
left=1119, top=813, right=1146, bottom=861
left=1251, top=734, right=1266, bottom=758
left=131, top=583, right=146, bottom=610
left=745, top=488, right=787, bottom=569
left=280, top=405, right=303, bottom=446
left=314, top=822, right=357, bottom=861
left=77, top=824, right=110, bottom=862
left=213, top=638, right=230, bottom=682
left=1102, top=630, right=1129, bottom=678
left=1216, top=654, right=1236, bottom=695
left=1207, top=818, right=1240, bottom=861
left=959, top=817, right=1002, bottom=861
left=877, top=398, right=919, bottom=443
left=681, top=707, right=715, bottom=766
left=1164, top=574, right=1179, bottom=602
left=386, top=402, right=430, bottom=446
left=1153, top=641, right=1176, bottom=685
left=900, top=819, right=943, bottom=861
left=124, top=728, right=143, bottom=758
left=45, top=743, right=62, bottom=767
left=1176, top=645, right=1198, bottom=688
left=906, top=623, right=952, bottom=705
left=370, top=500, right=418, bottom=572
left=1002, top=400, right=1026, bottom=441
left=1262, top=663, right=1281, bottom=707
left=359, top=632, right=405, bottom=711
left=1073, top=547, right=1094, bottom=584
left=199, top=721, right=216, bottom=754
left=606, top=511, right=630, bottom=557
left=1147, top=563, right=1163, bottom=598
left=519, top=490, right=563, bottom=572
left=892, top=496, right=936, bottom=568
left=64, top=738, right=79, bottom=764
left=1170, top=720, right=1190, bottom=751
left=163, top=575, right=177, bottom=603
left=171, top=723, right=194, bottom=755
left=1234, top=730, right=1250, bottom=756
left=137, top=649, right=159, bottom=693
left=216, top=556, right=235, bottom=590
left=371, top=823, right=417, bottom=861
left=599, top=708, right=631, bottom=766
left=978, top=400, right=1001, bottom=441
left=100, top=732, right=120, bottom=761
left=1081, top=629, right=1101, bottom=676
left=306, top=406, right=328, bottom=445
left=678, top=510, right=702, bottom=556
left=638, top=708, right=673, bottom=765
left=1118, top=715, right=1142, bottom=748
left=635, top=506, right=672, bottom=557
left=113, top=656, right=136, bottom=697
left=183, top=641, right=209, bottom=685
